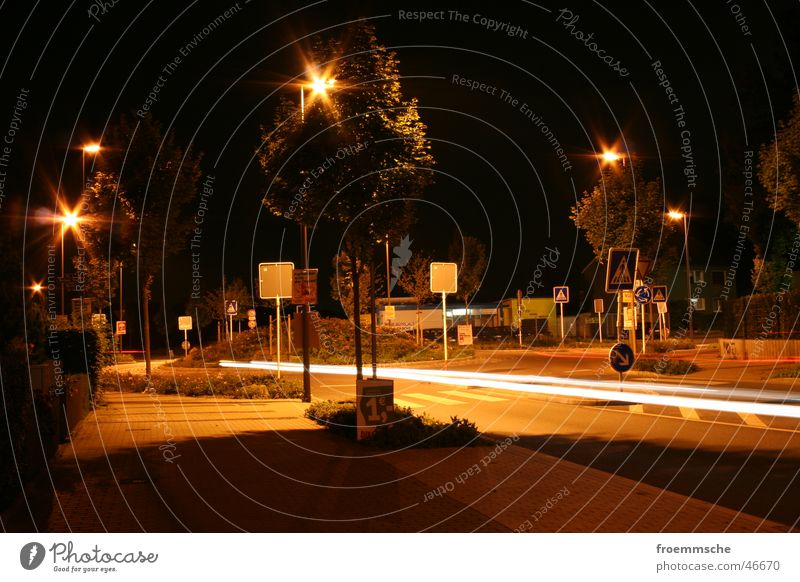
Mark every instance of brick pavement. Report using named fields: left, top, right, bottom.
left=44, top=391, right=791, bottom=533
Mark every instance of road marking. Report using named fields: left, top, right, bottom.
left=739, top=412, right=767, bottom=427
left=440, top=390, right=506, bottom=402
left=629, top=404, right=644, bottom=414
left=404, top=393, right=466, bottom=405
left=679, top=407, right=701, bottom=420
left=393, top=398, right=425, bottom=409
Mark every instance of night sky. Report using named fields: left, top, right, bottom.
left=2, top=0, right=798, bottom=338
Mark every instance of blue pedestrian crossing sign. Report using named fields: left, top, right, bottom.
left=553, top=286, right=570, bottom=303
left=634, top=285, right=652, bottom=305
left=651, top=285, right=668, bottom=303
left=609, top=342, right=635, bottom=373
left=605, top=247, right=639, bottom=293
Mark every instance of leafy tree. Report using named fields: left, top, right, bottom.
left=330, top=251, right=378, bottom=318
left=448, top=236, right=488, bottom=314
left=759, top=94, right=800, bottom=226
left=571, top=160, right=665, bottom=264
left=83, top=114, right=202, bottom=375
left=396, top=253, right=433, bottom=344
left=194, top=278, right=252, bottom=337
left=258, top=19, right=434, bottom=377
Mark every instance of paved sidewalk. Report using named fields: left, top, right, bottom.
left=44, top=392, right=791, bottom=532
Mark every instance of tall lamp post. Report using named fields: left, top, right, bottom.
left=668, top=210, right=693, bottom=338
left=81, top=143, right=101, bottom=188
left=297, top=74, right=335, bottom=402
left=59, top=211, right=80, bottom=315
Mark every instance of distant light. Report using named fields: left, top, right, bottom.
left=667, top=210, right=685, bottom=220
left=32, top=283, right=42, bottom=293
left=601, top=151, right=621, bottom=163
left=310, top=77, right=334, bottom=94
left=83, top=143, right=101, bottom=154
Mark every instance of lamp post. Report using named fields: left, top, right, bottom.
left=668, top=210, right=693, bottom=338
left=81, top=143, right=101, bottom=190
left=297, top=74, right=335, bottom=402
left=60, top=211, right=79, bottom=315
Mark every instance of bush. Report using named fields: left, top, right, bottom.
left=771, top=365, right=800, bottom=379
left=649, top=339, right=696, bottom=353
left=97, top=369, right=302, bottom=399
left=633, top=358, right=698, bottom=375
left=305, top=400, right=483, bottom=448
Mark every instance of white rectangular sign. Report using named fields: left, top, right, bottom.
left=259, top=262, right=294, bottom=299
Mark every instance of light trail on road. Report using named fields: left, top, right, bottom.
left=219, top=360, right=800, bottom=420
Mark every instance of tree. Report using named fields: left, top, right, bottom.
left=194, top=278, right=252, bottom=339
left=571, top=160, right=665, bottom=264
left=258, top=19, right=434, bottom=377
left=448, top=236, right=488, bottom=315
left=84, top=114, right=202, bottom=375
left=759, top=93, right=800, bottom=227
left=397, top=253, right=433, bottom=344
left=330, top=251, right=378, bottom=318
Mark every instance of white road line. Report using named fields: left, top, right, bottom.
left=629, top=404, right=645, bottom=414
left=440, top=390, right=507, bottom=402
left=393, top=398, right=425, bottom=409
left=404, top=393, right=466, bottom=405
left=679, top=407, right=701, bottom=420
left=739, top=412, right=767, bottom=427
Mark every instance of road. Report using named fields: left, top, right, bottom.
left=125, top=348, right=800, bottom=528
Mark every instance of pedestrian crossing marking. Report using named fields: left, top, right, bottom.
left=394, top=397, right=425, bottom=409
left=404, top=393, right=466, bottom=405
left=610, top=258, right=632, bottom=285
left=629, top=404, right=644, bottom=414
left=441, top=390, right=507, bottom=402
left=679, top=407, right=701, bottom=420
left=739, top=412, right=767, bottom=427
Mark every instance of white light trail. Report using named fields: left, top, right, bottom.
left=219, top=360, right=800, bottom=420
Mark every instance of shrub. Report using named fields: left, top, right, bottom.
left=771, top=365, right=800, bottom=379
left=633, top=358, right=698, bottom=375
left=649, top=339, right=696, bottom=353
left=305, top=400, right=483, bottom=448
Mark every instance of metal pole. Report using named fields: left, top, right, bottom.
left=385, top=237, right=391, bottom=304
left=683, top=214, right=694, bottom=338
left=641, top=303, right=646, bottom=353
left=616, top=292, right=622, bottom=342
left=183, top=329, right=188, bottom=358
left=119, top=263, right=123, bottom=351
left=60, top=225, right=65, bottom=315
left=598, top=307, right=603, bottom=343
left=269, top=315, right=273, bottom=354
left=560, top=302, right=565, bottom=340
left=371, top=262, right=378, bottom=379
left=302, top=225, right=311, bottom=402
left=517, top=292, right=523, bottom=346
left=276, top=297, right=281, bottom=379
left=442, top=291, right=448, bottom=361
left=300, top=88, right=304, bottom=121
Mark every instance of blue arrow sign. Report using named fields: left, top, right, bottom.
left=609, top=342, right=635, bottom=373
left=634, top=285, right=652, bottom=305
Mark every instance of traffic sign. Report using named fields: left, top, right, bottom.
left=651, top=285, right=668, bottom=303
left=258, top=262, right=294, bottom=299
left=116, top=320, right=127, bottom=335
left=609, top=343, right=635, bottom=373
left=178, top=316, right=192, bottom=331
left=247, top=320, right=257, bottom=329
left=457, top=324, right=473, bottom=345
left=356, top=379, right=394, bottom=441
left=634, top=285, right=652, bottom=305
left=225, top=300, right=238, bottom=315
left=605, top=248, right=639, bottom=293
left=657, top=302, right=668, bottom=314
left=247, top=309, right=256, bottom=321
left=384, top=305, right=396, bottom=323
left=553, top=286, right=569, bottom=303
left=292, top=268, right=318, bottom=304
left=593, top=299, right=604, bottom=313
left=430, top=262, right=457, bottom=293
left=181, top=340, right=191, bottom=351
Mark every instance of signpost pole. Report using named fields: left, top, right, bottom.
left=598, top=310, right=603, bottom=343
left=276, top=297, right=281, bottom=379
left=560, top=302, right=565, bottom=340
left=442, top=291, right=448, bottom=362
left=616, top=292, right=622, bottom=342
left=641, top=303, right=647, bottom=353
left=517, top=289, right=523, bottom=347
left=183, top=329, right=188, bottom=358
left=302, top=226, right=311, bottom=402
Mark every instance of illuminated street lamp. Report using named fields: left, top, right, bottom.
left=81, top=143, right=101, bottom=190
left=295, top=72, right=335, bottom=400
left=59, top=209, right=81, bottom=315
left=667, top=209, right=693, bottom=338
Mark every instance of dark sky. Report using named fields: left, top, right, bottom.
left=2, top=0, right=798, bottom=328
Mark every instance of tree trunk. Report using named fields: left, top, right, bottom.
left=350, top=253, right=363, bottom=380
left=416, top=302, right=421, bottom=346
left=143, top=274, right=153, bottom=377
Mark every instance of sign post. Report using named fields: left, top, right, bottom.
left=609, top=342, right=635, bottom=388
left=430, top=262, right=457, bottom=362
left=605, top=248, right=639, bottom=344
left=457, top=324, right=473, bottom=345
left=356, top=379, right=394, bottom=441
left=516, top=289, right=523, bottom=346
left=247, top=309, right=256, bottom=330
left=634, top=285, right=652, bottom=353
left=553, top=286, right=569, bottom=340
left=178, top=315, right=192, bottom=358
left=259, top=262, right=294, bottom=378
left=593, top=299, right=604, bottom=342
left=225, top=300, right=238, bottom=341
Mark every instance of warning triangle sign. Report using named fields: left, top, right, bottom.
left=610, top=258, right=632, bottom=285
left=556, top=289, right=567, bottom=301
left=653, top=288, right=665, bottom=301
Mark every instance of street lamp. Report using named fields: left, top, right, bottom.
left=667, top=210, right=693, bottom=338
left=59, top=209, right=81, bottom=315
left=296, top=73, right=335, bottom=400
left=81, top=143, right=101, bottom=190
